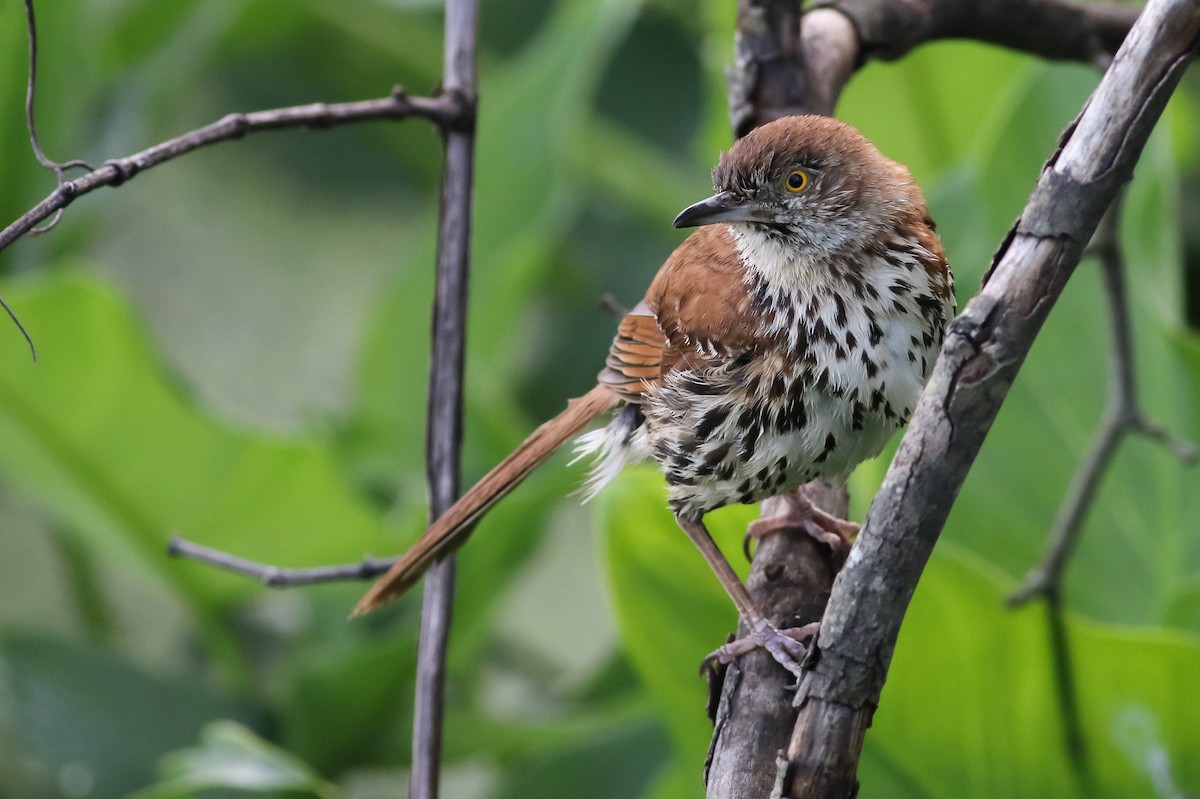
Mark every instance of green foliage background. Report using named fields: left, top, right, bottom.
left=0, top=1, right=1198, bottom=797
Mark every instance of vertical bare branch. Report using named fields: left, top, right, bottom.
left=410, top=0, right=478, bottom=796
left=727, top=3, right=857, bottom=134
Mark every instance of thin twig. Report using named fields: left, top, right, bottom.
left=1043, top=593, right=1092, bottom=786
left=410, top=0, right=478, bottom=795
left=1009, top=196, right=1197, bottom=608
left=0, top=88, right=467, bottom=259
left=167, top=535, right=396, bottom=586
left=0, top=296, right=36, bottom=363
left=22, top=0, right=93, bottom=239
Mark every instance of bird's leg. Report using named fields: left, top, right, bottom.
left=674, top=512, right=816, bottom=678
left=743, top=490, right=858, bottom=565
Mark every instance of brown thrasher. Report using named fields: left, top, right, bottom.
left=355, top=115, right=954, bottom=677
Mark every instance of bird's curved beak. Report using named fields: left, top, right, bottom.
left=673, top=191, right=763, bottom=228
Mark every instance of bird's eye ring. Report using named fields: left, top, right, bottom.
left=785, top=169, right=810, bottom=193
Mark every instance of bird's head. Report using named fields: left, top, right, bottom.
left=674, top=115, right=921, bottom=261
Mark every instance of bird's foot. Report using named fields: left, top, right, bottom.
left=743, top=493, right=858, bottom=565
left=702, top=619, right=820, bottom=679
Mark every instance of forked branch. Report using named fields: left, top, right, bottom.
left=1009, top=196, right=1197, bottom=608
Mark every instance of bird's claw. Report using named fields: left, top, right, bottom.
left=743, top=494, right=858, bottom=565
left=701, top=620, right=820, bottom=679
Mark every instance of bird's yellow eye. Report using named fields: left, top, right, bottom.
left=785, top=169, right=810, bottom=193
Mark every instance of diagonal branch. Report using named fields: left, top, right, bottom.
left=780, top=2, right=1200, bottom=796
left=0, top=89, right=467, bottom=259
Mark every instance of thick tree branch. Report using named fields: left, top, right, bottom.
left=729, top=6, right=857, bottom=133
left=780, top=3, right=1200, bottom=797
left=712, top=1, right=1199, bottom=795
left=832, top=0, right=1139, bottom=64
left=708, top=6, right=858, bottom=796
left=0, top=89, right=467, bottom=259
left=730, top=0, right=1158, bottom=135
left=704, top=485, right=846, bottom=799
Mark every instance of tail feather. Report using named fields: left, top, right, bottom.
left=353, top=384, right=619, bottom=615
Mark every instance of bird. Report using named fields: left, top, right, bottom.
left=354, top=115, right=954, bottom=677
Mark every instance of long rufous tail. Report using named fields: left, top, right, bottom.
left=353, top=384, right=619, bottom=615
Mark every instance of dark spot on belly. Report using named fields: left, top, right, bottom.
left=696, top=405, right=730, bottom=439
left=813, top=432, right=837, bottom=464
left=704, top=442, right=731, bottom=467
left=738, top=423, right=760, bottom=460
left=860, top=352, right=879, bottom=379
left=680, top=376, right=719, bottom=395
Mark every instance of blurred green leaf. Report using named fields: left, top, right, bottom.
left=0, top=633, right=249, bottom=799
left=0, top=272, right=392, bottom=680
left=279, top=631, right=417, bottom=772
left=2, top=1, right=1199, bottom=796
left=596, top=466, right=756, bottom=773
left=131, top=721, right=335, bottom=799
left=866, top=546, right=1200, bottom=799
left=488, top=716, right=669, bottom=799
left=600, top=471, right=1200, bottom=797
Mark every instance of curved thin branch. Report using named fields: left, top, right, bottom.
left=0, top=88, right=467, bottom=259
left=167, top=535, right=395, bottom=586
left=23, top=0, right=82, bottom=238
